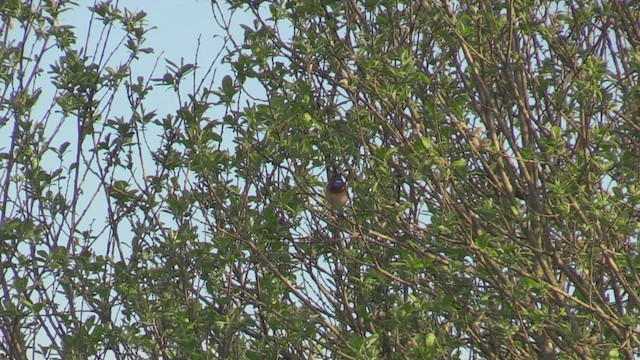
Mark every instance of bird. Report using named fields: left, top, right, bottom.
left=325, top=172, right=349, bottom=209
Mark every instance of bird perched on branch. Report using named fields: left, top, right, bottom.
left=326, top=171, right=349, bottom=209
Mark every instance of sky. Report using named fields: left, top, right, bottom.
left=45, top=0, right=241, bottom=247
left=11, top=1, right=248, bottom=358
left=64, top=0, right=238, bottom=114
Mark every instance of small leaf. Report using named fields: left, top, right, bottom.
left=222, top=75, right=235, bottom=96
left=420, top=136, right=433, bottom=151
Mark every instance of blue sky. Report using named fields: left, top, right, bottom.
left=12, top=2, right=247, bottom=357
left=62, top=1, right=238, bottom=114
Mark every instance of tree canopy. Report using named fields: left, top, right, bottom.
left=1, top=0, right=640, bottom=359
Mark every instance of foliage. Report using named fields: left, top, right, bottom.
left=1, top=0, right=640, bottom=359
